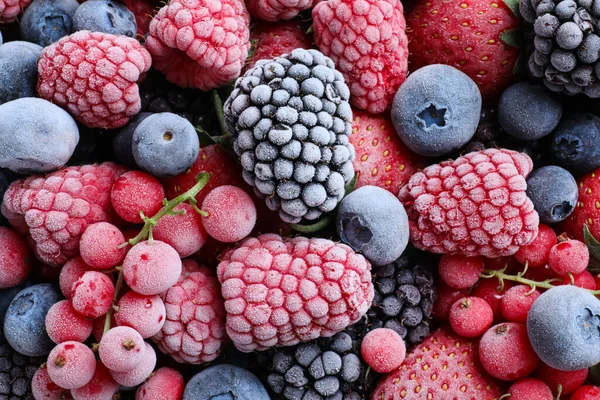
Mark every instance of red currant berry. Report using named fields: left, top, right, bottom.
left=79, top=222, right=126, bottom=270
left=111, top=171, right=164, bottom=223
left=31, top=365, right=70, bottom=399
left=45, top=300, right=93, bottom=344
left=99, top=326, right=146, bottom=373
left=110, top=342, right=156, bottom=387
left=548, top=239, right=589, bottom=275
left=560, top=270, right=596, bottom=290
left=46, top=341, right=96, bottom=390
left=536, top=362, right=588, bottom=395
left=71, top=271, right=115, bottom=318
left=485, top=256, right=520, bottom=274
left=360, top=328, right=406, bottom=373
left=571, top=385, right=600, bottom=400
left=449, top=297, right=493, bottom=338
left=524, top=264, right=559, bottom=283
left=71, top=360, right=119, bottom=400
left=501, top=285, right=541, bottom=324
left=438, top=255, right=485, bottom=289
left=201, top=185, right=257, bottom=243
left=479, top=322, right=539, bottom=381
left=514, top=224, right=557, bottom=268
left=472, top=279, right=513, bottom=323
left=115, top=291, right=166, bottom=338
left=0, top=227, right=32, bottom=288
left=59, top=257, right=90, bottom=299
left=122, top=240, right=182, bottom=295
left=432, top=281, right=469, bottom=321
left=136, top=367, right=185, bottom=400
left=508, top=378, right=553, bottom=400
left=153, top=203, right=207, bottom=258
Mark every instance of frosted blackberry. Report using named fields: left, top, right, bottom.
left=0, top=343, right=43, bottom=399
left=224, top=48, right=355, bottom=224
left=266, top=332, right=370, bottom=400
left=524, top=0, right=600, bottom=96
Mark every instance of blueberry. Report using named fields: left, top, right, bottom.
left=497, top=83, right=563, bottom=141
left=336, top=186, right=409, bottom=266
left=0, top=31, right=3, bottom=46
left=391, top=64, right=482, bottom=157
left=183, top=364, right=269, bottom=400
left=72, top=0, right=136, bottom=38
left=527, top=285, right=600, bottom=371
left=132, top=112, right=200, bottom=178
left=0, top=282, right=29, bottom=343
left=20, top=0, right=79, bottom=47
left=112, top=112, right=152, bottom=168
left=551, top=113, right=600, bottom=174
left=526, top=165, right=578, bottom=224
left=4, top=284, right=61, bottom=357
left=0, top=41, right=42, bottom=105
left=0, top=98, right=79, bottom=174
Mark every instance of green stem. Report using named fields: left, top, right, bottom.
left=104, top=266, right=124, bottom=334
left=211, top=89, right=230, bottom=138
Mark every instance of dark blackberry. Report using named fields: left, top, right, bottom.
left=0, top=343, right=43, bottom=399
left=266, top=332, right=371, bottom=400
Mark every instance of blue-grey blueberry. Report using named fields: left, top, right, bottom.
left=20, top=0, right=79, bottom=47
left=183, top=364, right=270, bottom=400
left=72, top=0, right=136, bottom=38
left=551, top=113, right=600, bottom=174
left=113, top=112, right=152, bottom=168
left=526, top=165, right=578, bottom=224
left=0, top=282, right=30, bottom=343
left=0, top=41, right=42, bottom=105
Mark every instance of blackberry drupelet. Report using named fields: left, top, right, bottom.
left=266, top=332, right=371, bottom=400
left=0, top=343, right=43, bottom=399
left=223, top=48, right=356, bottom=224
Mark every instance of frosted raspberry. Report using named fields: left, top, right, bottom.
left=312, top=0, right=408, bottom=114
left=71, top=361, right=120, bottom=400
left=361, top=328, right=406, bottom=373
left=111, top=171, right=164, bottom=224
left=201, top=185, right=257, bottom=243
left=438, top=255, right=484, bottom=289
left=37, top=31, right=152, bottom=129
left=153, top=267, right=227, bottom=364
left=0, top=227, right=32, bottom=288
left=47, top=341, right=97, bottom=390
left=146, top=0, right=250, bottom=90
left=246, top=0, right=316, bottom=21
left=110, top=342, right=156, bottom=387
left=99, top=326, right=146, bottom=372
left=398, top=148, right=540, bottom=257
left=217, top=234, right=374, bottom=352
left=153, top=203, right=207, bottom=258
left=115, top=291, right=166, bottom=338
left=246, top=20, right=312, bottom=70
left=136, top=367, right=185, bottom=400
left=0, top=0, right=31, bottom=23
left=79, top=222, right=126, bottom=270
left=45, top=300, right=93, bottom=344
left=31, top=365, right=70, bottom=400
left=122, top=240, right=182, bottom=295
left=2, top=162, right=126, bottom=266
left=72, top=271, right=115, bottom=318
left=59, top=257, right=90, bottom=299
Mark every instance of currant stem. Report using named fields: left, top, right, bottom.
left=104, top=266, right=124, bottom=334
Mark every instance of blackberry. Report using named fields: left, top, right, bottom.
left=0, top=343, right=43, bottom=399
left=266, top=332, right=371, bottom=400
left=223, top=48, right=355, bottom=224
left=523, top=0, right=600, bottom=96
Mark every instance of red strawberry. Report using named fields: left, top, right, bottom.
left=405, top=0, right=520, bottom=102
left=373, top=327, right=505, bottom=399
left=563, top=168, right=600, bottom=242
left=350, top=109, right=423, bottom=195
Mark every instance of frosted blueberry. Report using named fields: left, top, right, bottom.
left=0, top=41, right=42, bottom=105
left=72, top=0, right=136, bottom=37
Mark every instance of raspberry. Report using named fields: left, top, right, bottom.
left=201, top=185, right=257, bottom=243
left=360, top=328, right=406, bottom=373
left=536, top=362, right=588, bottom=395
left=71, top=271, right=115, bottom=318
left=449, top=297, right=493, bottom=338
left=153, top=267, right=227, bottom=364
left=46, top=341, right=96, bottom=390
left=312, top=0, right=408, bottom=114
left=79, top=222, right=126, bottom=270
left=508, top=378, right=553, bottom=400
left=135, top=367, right=185, bottom=400
left=123, top=240, right=182, bottom=295
left=432, top=281, right=469, bottom=321
left=110, top=342, right=156, bottom=387
left=398, top=148, right=539, bottom=257
left=115, top=291, right=166, bottom=338
left=246, top=20, right=312, bottom=69
left=99, top=326, right=146, bottom=373
left=247, top=0, right=315, bottom=21
left=438, top=255, right=484, bottom=289
left=217, top=234, right=374, bottom=352
left=71, top=361, right=119, bottom=400
left=31, top=365, right=70, bottom=400
left=45, top=300, right=93, bottom=344
left=153, top=203, right=207, bottom=258
left=0, top=227, right=32, bottom=288
left=548, top=239, right=590, bottom=275
left=514, top=224, right=557, bottom=267
left=0, top=0, right=31, bottom=23
left=479, top=323, right=539, bottom=381
left=111, top=171, right=164, bottom=224
left=59, top=257, right=90, bottom=299
left=2, top=162, right=126, bottom=266
left=501, top=285, right=541, bottom=324
left=572, top=385, right=600, bottom=400
left=36, top=31, right=152, bottom=129
left=145, top=0, right=251, bottom=90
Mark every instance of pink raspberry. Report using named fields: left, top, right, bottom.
left=72, top=271, right=115, bottom=318
left=135, top=367, right=185, bottom=400
left=71, top=361, right=120, bottom=400
left=59, top=257, right=90, bottom=298
left=45, top=300, right=93, bottom=344
left=217, top=234, right=374, bottom=352
left=37, top=31, right=152, bottom=129
left=153, top=203, right=207, bottom=258
left=0, top=0, right=31, bottom=23
left=153, top=267, right=227, bottom=364
left=111, top=171, right=164, bottom=224
left=122, top=240, right=182, bottom=295
left=31, top=365, right=70, bottom=400
left=79, top=222, right=126, bottom=270
left=201, top=185, right=257, bottom=243
left=110, top=342, right=156, bottom=387
left=145, top=0, right=251, bottom=90
left=115, top=291, right=166, bottom=338
left=0, top=227, right=32, bottom=288
left=47, top=341, right=97, bottom=390
left=312, top=0, right=409, bottom=114
left=246, top=0, right=316, bottom=21
left=2, top=162, right=126, bottom=266
left=360, top=328, right=406, bottom=373
left=99, top=326, right=146, bottom=372
left=398, top=148, right=540, bottom=258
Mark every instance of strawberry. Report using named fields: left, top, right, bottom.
left=350, top=109, right=423, bottom=195
left=373, top=327, right=505, bottom=399
left=405, top=0, right=520, bottom=102
left=563, top=168, right=600, bottom=242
